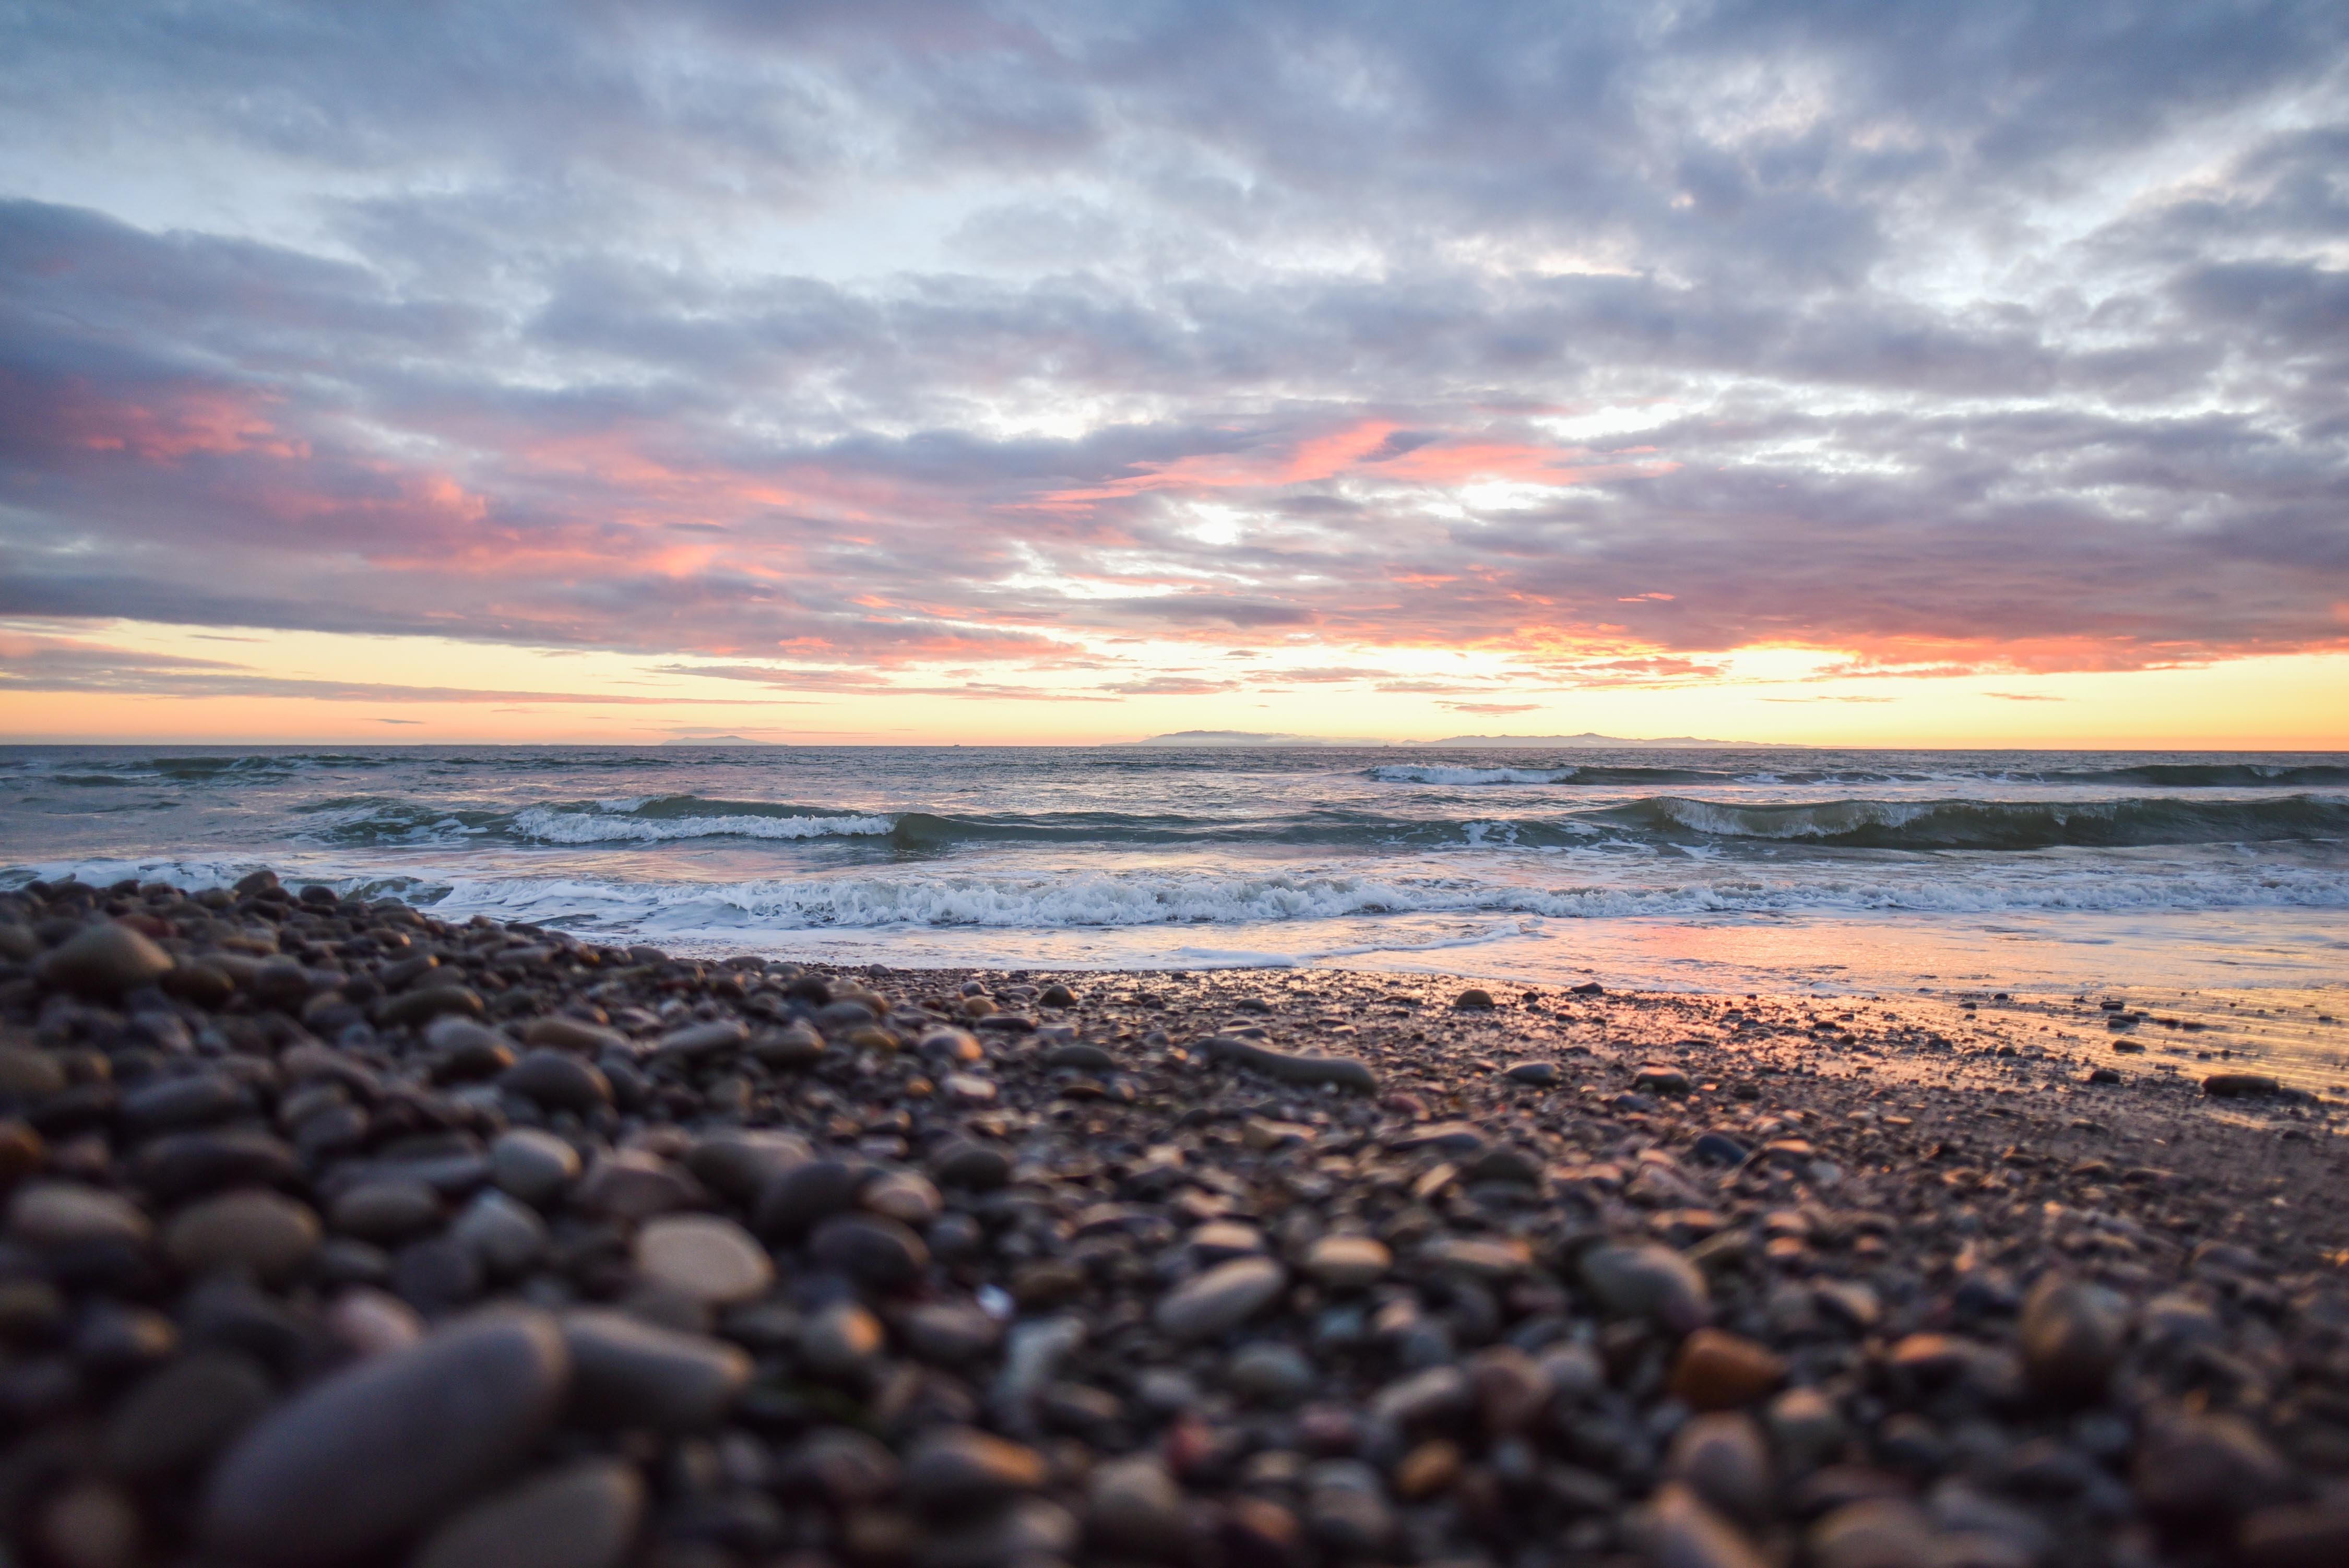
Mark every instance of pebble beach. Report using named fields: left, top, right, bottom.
left=4, top=870, right=2348, bottom=1568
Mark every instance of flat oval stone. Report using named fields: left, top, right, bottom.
left=497, top=1051, right=611, bottom=1113
left=1580, top=1242, right=1712, bottom=1333
left=1634, top=1064, right=1692, bottom=1095
left=448, top=1191, right=548, bottom=1278
left=39, top=923, right=173, bottom=999
left=1156, top=1256, right=1286, bottom=1341
left=1669, top=1329, right=1787, bottom=1411
left=521, top=1016, right=626, bottom=1054
left=808, top=1214, right=929, bottom=1288
left=378, top=985, right=485, bottom=1028
left=7, top=1181, right=152, bottom=1250
left=489, top=1129, right=580, bottom=1207
left=331, top=1180, right=443, bottom=1243
left=121, top=1072, right=246, bottom=1131
left=165, top=1190, right=321, bottom=1282
left=633, top=1214, right=773, bottom=1306
left=1503, top=1061, right=1559, bottom=1086
left=928, top=1141, right=1011, bottom=1191
left=904, top=1427, right=1048, bottom=1515
left=134, top=1129, right=300, bottom=1197
left=1304, top=1234, right=1392, bottom=1291
left=408, top=1458, right=645, bottom=1568
left=755, top=1157, right=865, bottom=1238
left=684, top=1130, right=812, bottom=1202
left=900, top=1301, right=1002, bottom=1364
left=1200, top=1036, right=1377, bottom=1094
left=860, top=1170, right=943, bottom=1226
left=1690, top=1132, right=1750, bottom=1167
left=201, top=1309, right=570, bottom=1566
left=561, top=1309, right=751, bottom=1430
left=656, top=1019, right=748, bottom=1060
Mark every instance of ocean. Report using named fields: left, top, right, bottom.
left=4, top=744, right=2346, bottom=1009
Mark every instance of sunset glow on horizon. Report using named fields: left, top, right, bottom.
left=4, top=4, right=2347, bottom=749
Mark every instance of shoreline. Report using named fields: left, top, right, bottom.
left=4, top=871, right=2348, bottom=1564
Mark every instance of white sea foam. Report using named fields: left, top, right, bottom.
left=1371, top=764, right=1578, bottom=785
left=509, top=806, right=896, bottom=844
left=412, top=857, right=2349, bottom=938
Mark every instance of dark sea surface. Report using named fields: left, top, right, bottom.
left=5, top=744, right=2347, bottom=1003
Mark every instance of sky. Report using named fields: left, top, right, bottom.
left=2, top=0, right=2346, bottom=747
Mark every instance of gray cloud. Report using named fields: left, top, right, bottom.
left=0, top=2, right=2344, bottom=681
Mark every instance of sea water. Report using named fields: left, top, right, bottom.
left=4, top=745, right=2345, bottom=1011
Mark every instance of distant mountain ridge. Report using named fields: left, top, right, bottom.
left=1105, top=730, right=1392, bottom=747
left=1112, top=730, right=1781, bottom=748
left=1434, top=732, right=1782, bottom=749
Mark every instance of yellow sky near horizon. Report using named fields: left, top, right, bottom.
left=3, top=619, right=2342, bottom=749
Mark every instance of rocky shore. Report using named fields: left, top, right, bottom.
left=3, top=870, right=2347, bottom=1568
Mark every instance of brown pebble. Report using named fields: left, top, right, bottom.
left=1669, top=1328, right=1787, bottom=1410
left=1392, top=1439, right=1463, bottom=1500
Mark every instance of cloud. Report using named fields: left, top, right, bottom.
left=0, top=0, right=2344, bottom=698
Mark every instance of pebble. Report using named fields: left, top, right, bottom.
left=1647, top=1481, right=1770, bottom=1568
left=1669, top=1412, right=1773, bottom=1518
left=1580, top=1241, right=1712, bottom=1332
left=1303, top=1233, right=1391, bottom=1290
left=809, top=1213, right=930, bottom=1288
left=409, top=1459, right=646, bottom=1568
left=37, top=1481, right=142, bottom=1568
left=327, top=1287, right=425, bottom=1357
left=1156, top=1255, right=1287, bottom=1340
left=1200, top=1034, right=1377, bottom=1092
left=902, top=1300, right=1003, bottom=1363
left=522, top=1015, right=626, bottom=1054
left=560, top=1309, right=752, bottom=1430
left=655, top=1017, right=748, bottom=1059
left=1228, top=1341, right=1319, bottom=1404
left=201, top=1310, right=570, bottom=1565
left=8, top=1180, right=153, bottom=1250
left=106, top=1350, right=276, bottom=1476
left=686, top=1128, right=813, bottom=1199
left=1766, top=1386, right=1846, bottom=1468
left=498, top=1050, right=612, bottom=1112
left=164, top=1189, right=321, bottom=1281
left=2016, top=1275, right=2130, bottom=1403
left=1807, top=1498, right=1935, bottom=1568
left=756, top=1156, right=867, bottom=1237
left=2133, top=1410, right=2291, bottom=1524
left=1669, top=1328, right=1787, bottom=1410
left=633, top=1213, right=774, bottom=1305
left=929, top=1140, right=1012, bottom=1190
left=330, top=1178, right=443, bottom=1242
left=2203, top=1072, right=2280, bottom=1098
left=800, top=1299, right=886, bottom=1375
left=5, top=868, right=2342, bottom=1568
left=448, top=1189, right=548, bottom=1277
left=904, top=1426, right=1049, bottom=1514
left=1469, top=1344, right=1551, bottom=1433
left=37, top=922, right=173, bottom=997
left=486, top=1126, right=578, bottom=1211
left=1087, top=1454, right=1186, bottom=1553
